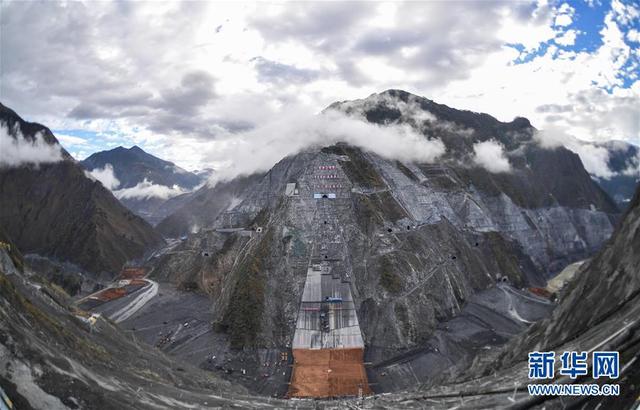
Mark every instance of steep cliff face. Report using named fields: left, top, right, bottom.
left=0, top=104, right=164, bottom=275
left=374, top=184, right=640, bottom=409
left=153, top=148, right=616, bottom=358
left=149, top=91, right=621, bottom=392
left=498, top=183, right=640, bottom=362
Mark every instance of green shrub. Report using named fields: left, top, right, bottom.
left=379, top=256, right=402, bottom=294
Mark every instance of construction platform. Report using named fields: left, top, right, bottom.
left=288, top=348, right=372, bottom=398
left=287, top=156, right=371, bottom=398
left=76, top=279, right=148, bottom=310
left=292, top=266, right=364, bottom=349
left=118, top=267, right=146, bottom=280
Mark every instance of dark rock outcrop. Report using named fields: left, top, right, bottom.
left=0, top=103, right=164, bottom=275
left=153, top=91, right=621, bottom=359
left=82, top=145, right=202, bottom=190
left=81, top=146, right=205, bottom=224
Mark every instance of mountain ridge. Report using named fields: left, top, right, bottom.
left=81, top=145, right=206, bottom=224
left=82, top=145, right=202, bottom=190
left=0, top=103, right=164, bottom=275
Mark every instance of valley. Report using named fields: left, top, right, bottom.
left=1, top=90, right=638, bottom=409
left=2, top=1, right=639, bottom=407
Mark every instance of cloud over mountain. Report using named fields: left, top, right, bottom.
left=86, top=163, right=121, bottom=190
left=202, top=108, right=445, bottom=181
left=113, top=178, right=188, bottom=200
left=472, top=140, right=512, bottom=173
left=0, top=1, right=637, bottom=174
left=0, top=123, right=63, bottom=167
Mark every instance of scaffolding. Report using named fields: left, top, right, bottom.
left=287, top=157, right=371, bottom=398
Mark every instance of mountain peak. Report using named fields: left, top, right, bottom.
left=510, top=116, right=531, bottom=128
left=377, top=88, right=431, bottom=102
left=81, top=143, right=204, bottom=197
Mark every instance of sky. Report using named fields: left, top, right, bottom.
left=1, top=0, right=639, bottom=173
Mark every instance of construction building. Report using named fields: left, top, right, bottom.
left=287, top=156, right=372, bottom=398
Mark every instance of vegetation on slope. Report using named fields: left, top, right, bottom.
left=221, top=230, right=272, bottom=349
left=378, top=255, right=403, bottom=294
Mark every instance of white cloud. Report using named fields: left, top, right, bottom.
left=570, top=142, right=615, bottom=178
left=472, top=140, right=512, bottom=173
left=497, top=3, right=556, bottom=52
left=56, top=134, right=88, bottom=147
left=533, top=127, right=637, bottom=179
left=113, top=178, right=188, bottom=200
left=0, top=123, right=63, bottom=167
left=86, top=163, right=120, bottom=190
left=203, top=108, right=445, bottom=182
left=439, top=5, right=639, bottom=150
left=611, top=0, right=640, bottom=25
left=555, top=14, right=573, bottom=27
left=533, top=127, right=568, bottom=149
left=555, top=29, right=578, bottom=46
left=0, top=0, right=637, bottom=177
left=554, top=3, right=575, bottom=27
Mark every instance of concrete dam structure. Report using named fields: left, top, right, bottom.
left=287, top=159, right=372, bottom=398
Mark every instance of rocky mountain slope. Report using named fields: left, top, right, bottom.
left=591, top=140, right=639, bottom=209
left=0, top=103, right=163, bottom=275
left=155, top=173, right=265, bottom=237
left=1, top=90, right=638, bottom=409
left=82, top=145, right=202, bottom=191
left=1, top=163, right=637, bottom=410
left=82, top=146, right=205, bottom=224
left=390, top=183, right=640, bottom=409
left=152, top=90, right=621, bottom=365
left=0, top=236, right=255, bottom=409
left=500, top=180, right=640, bottom=365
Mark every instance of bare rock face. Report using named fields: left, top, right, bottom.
left=377, top=185, right=640, bottom=409
left=0, top=91, right=636, bottom=408
left=153, top=91, right=619, bottom=359
left=497, top=184, right=640, bottom=363
left=0, top=103, right=164, bottom=275
left=153, top=152, right=616, bottom=360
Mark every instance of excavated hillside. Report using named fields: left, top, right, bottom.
left=0, top=90, right=638, bottom=408
left=137, top=91, right=625, bottom=398
left=0, top=233, right=256, bottom=409
left=153, top=92, right=619, bottom=363
left=381, top=183, right=640, bottom=409
left=0, top=103, right=164, bottom=275
left=1, top=176, right=637, bottom=410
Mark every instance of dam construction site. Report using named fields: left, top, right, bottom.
left=43, top=147, right=601, bottom=403
left=287, top=159, right=372, bottom=398
left=2, top=84, right=640, bottom=409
